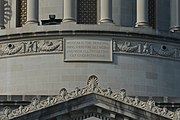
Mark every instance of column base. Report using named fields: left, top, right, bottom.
left=99, top=19, right=113, bottom=24
left=25, top=20, right=39, bottom=25
left=169, top=26, right=180, bottom=32
left=63, top=18, right=76, bottom=23
left=135, top=22, right=149, bottom=27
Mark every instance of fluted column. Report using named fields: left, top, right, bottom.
left=63, top=0, right=75, bottom=22
left=136, top=0, right=149, bottom=27
left=170, top=0, right=180, bottom=32
left=100, top=0, right=113, bottom=23
left=26, top=0, right=39, bottom=25
left=0, top=0, right=4, bottom=29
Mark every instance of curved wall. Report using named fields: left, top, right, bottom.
left=0, top=26, right=180, bottom=97
left=0, top=47, right=179, bottom=96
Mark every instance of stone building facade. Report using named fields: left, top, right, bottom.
left=0, top=0, right=180, bottom=119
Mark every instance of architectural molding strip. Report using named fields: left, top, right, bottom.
left=113, top=40, right=180, bottom=60
left=0, top=38, right=179, bottom=61
left=0, top=75, right=179, bottom=120
left=0, top=39, right=63, bottom=59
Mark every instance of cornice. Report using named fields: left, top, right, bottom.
left=0, top=25, right=180, bottom=43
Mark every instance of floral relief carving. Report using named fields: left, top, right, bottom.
left=0, top=75, right=179, bottom=120
left=114, top=40, right=180, bottom=60
left=154, top=45, right=175, bottom=57
left=0, top=39, right=63, bottom=58
left=117, top=41, right=138, bottom=52
left=38, top=40, right=62, bottom=52
left=1, top=43, right=22, bottom=56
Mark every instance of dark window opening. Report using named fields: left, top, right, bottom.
left=77, top=0, right=97, bottom=24
left=148, top=0, right=156, bottom=28
left=17, top=0, right=27, bottom=27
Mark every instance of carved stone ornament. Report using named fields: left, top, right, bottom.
left=155, top=45, right=175, bottom=57
left=0, top=39, right=63, bottom=59
left=174, top=108, right=180, bottom=120
left=0, top=76, right=179, bottom=120
left=38, top=40, right=63, bottom=52
left=1, top=43, right=22, bottom=56
left=146, top=98, right=155, bottom=111
left=114, top=40, right=180, bottom=60
left=116, top=41, right=138, bottom=52
left=142, top=42, right=153, bottom=54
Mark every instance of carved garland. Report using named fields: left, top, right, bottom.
left=113, top=40, right=179, bottom=60
left=0, top=75, right=179, bottom=120
left=0, top=39, right=179, bottom=61
left=0, top=39, right=63, bottom=58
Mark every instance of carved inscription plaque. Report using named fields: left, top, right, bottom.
left=64, top=39, right=112, bottom=61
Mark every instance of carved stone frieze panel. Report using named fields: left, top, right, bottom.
left=0, top=39, right=63, bottom=58
left=113, top=39, right=180, bottom=60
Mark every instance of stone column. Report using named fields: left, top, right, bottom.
left=136, top=0, right=149, bottom=27
left=170, top=0, right=180, bottom=32
left=100, top=0, right=113, bottom=23
left=63, top=0, right=75, bottom=22
left=0, top=0, right=4, bottom=29
left=26, top=0, right=39, bottom=25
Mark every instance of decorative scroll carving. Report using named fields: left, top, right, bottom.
left=154, top=45, right=175, bottom=57
left=0, top=39, right=63, bottom=58
left=114, top=40, right=180, bottom=60
left=114, top=89, right=126, bottom=101
left=39, top=40, right=62, bottom=52
left=133, top=96, right=140, bottom=106
left=1, top=43, right=22, bottom=55
left=3, top=107, right=11, bottom=118
left=68, top=87, right=82, bottom=98
left=117, top=41, right=138, bottom=52
left=174, top=108, right=180, bottom=120
left=59, top=88, right=68, bottom=101
left=146, top=98, right=155, bottom=111
left=161, top=107, right=168, bottom=117
left=0, top=75, right=179, bottom=120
